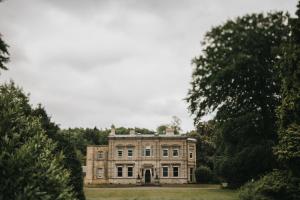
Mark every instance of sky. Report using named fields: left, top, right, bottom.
left=0, top=0, right=298, bottom=132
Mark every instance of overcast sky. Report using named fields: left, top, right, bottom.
left=0, top=0, right=298, bottom=132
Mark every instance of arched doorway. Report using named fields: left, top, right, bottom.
left=145, top=169, right=151, bottom=184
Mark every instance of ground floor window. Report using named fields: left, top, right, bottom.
left=173, top=167, right=179, bottom=177
left=117, top=166, right=123, bottom=177
left=162, top=167, right=168, bottom=177
left=128, top=166, right=133, bottom=177
left=96, top=168, right=103, bottom=178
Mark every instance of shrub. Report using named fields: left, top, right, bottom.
left=195, top=165, right=214, bottom=183
left=239, top=170, right=300, bottom=200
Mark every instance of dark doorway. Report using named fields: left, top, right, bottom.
left=145, top=169, right=151, bottom=184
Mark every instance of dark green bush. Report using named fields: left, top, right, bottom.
left=239, top=170, right=300, bottom=200
left=195, top=165, right=214, bottom=183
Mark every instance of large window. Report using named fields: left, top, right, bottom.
left=117, top=167, right=123, bottom=177
left=163, top=149, right=168, bottom=157
left=128, top=149, right=133, bottom=157
left=96, top=168, right=103, bottom=178
left=173, top=167, right=179, bottom=177
left=145, top=147, right=151, bottom=157
left=118, top=150, right=123, bottom=157
left=173, top=149, right=179, bottom=157
left=127, top=167, right=133, bottom=177
left=162, top=167, right=168, bottom=177
left=97, top=151, right=103, bottom=160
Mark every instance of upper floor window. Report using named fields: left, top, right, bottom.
left=118, top=150, right=123, bottom=157
left=128, top=149, right=133, bottom=157
left=128, top=166, right=133, bottom=177
left=145, top=147, right=151, bottom=157
left=162, top=167, right=168, bottom=177
left=97, top=151, right=104, bottom=160
left=96, top=168, right=103, bottom=178
left=163, top=149, right=168, bottom=157
left=189, top=152, right=193, bottom=158
left=117, top=166, right=123, bottom=177
left=173, top=167, right=179, bottom=177
left=173, top=149, right=179, bottom=157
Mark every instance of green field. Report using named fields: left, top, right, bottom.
left=84, top=186, right=238, bottom=200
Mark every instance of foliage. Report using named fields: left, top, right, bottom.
left=239, top=170, right=300, bottom=200
left=187, top=12, right=290, bottom=187
left=0, top=82, right=76, bottom=200
left=32, top=105, right=85, bottom=200
left=195, top=165, right=214, bottom=183
left=0, top=33, right=9, bottom=71
left=274, top=1, right=300, bottom=176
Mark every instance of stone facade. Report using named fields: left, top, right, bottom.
left=85, top=128, right=197, bottom=185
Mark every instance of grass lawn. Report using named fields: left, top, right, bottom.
left=84, top=185, right=238, bottom=200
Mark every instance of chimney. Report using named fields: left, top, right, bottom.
left=110, top=127, right=116, bottom=136
left=165, top=127, right=174, bottom=136
left=129, top=129, right=135, bottom=135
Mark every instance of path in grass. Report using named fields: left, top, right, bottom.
left=85, top=186, right=238, bottom=200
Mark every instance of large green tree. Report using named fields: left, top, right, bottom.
left=187, top=12, right=290, bottom=187
left=0, top=82, right=76, bottom=199
left=240, top=4, right=300, bottom=199
left=32, top=105, right=85, bottom=200
left=274, top=1, right=300, bottom=176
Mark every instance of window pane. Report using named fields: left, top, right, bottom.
left=128, top=149, right=133, bottom=157
left=163, top=149, right=168, bottom=157
left=173, top=149, right=179, bottom=157
left=118, top=150, right=123, bottom=157
left=117, top=167, right=123, bottom=177
left=97, top=168, right=103, bottom=178
left=163, top=167, right=168, bottom=177
left=145, top=149, right=151, bottom=156
left=173, top=167, right=179, bottom=177
left=128, top=167, right=133, bottom=177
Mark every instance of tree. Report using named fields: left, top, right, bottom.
left=187, top=12, right=290, bottom=187
left=274, top=1, right=300, bottom=176
left=0, top=82, right=76, bottom=199
left=171, top=116, right=182, bottom=134
left=0, top=34, right=9, bottom=71
left=32, top=105, right=85, bottom=200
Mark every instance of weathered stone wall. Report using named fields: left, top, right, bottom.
left=84, top=133, right=197, bottom=185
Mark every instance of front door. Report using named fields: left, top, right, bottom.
left=145, top=169, right=151, bottom=184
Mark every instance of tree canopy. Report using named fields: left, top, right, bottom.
left=187, top=12, right=290, bottom=187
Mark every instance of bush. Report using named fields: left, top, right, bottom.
left=239, top=170, right=300, bottom=200
left=195, top=166, right=214, bottom=183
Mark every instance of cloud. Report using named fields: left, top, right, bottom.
left=0, top=0, right=298, bottom=131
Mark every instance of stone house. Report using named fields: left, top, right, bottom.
left=84, top=128, right=197, bottom=185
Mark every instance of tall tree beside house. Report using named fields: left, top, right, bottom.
left=274, top=1, right=300, bottom=176
left=187, top=12, right=290, bottom=187
left=0, top=82, right=76, bottom=200
left=239, top=2, right=300, bottom=199
left=32, top=105, right=86, bottom=200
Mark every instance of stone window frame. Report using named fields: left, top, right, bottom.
left=162, top=148, right=169, bottom=157
left=117, top=149, right=123, bottom=157
left=189, top=152, right=193, bottom=159
left=127, top=148, right=133, bottom=157
left=172, top=148, right=179, bottom=157
left=127, top=166, right=133, bottom=177
left=96, top=168, right=103, bottom=178
left=162, top=166, right=169, bottom=177
left=117, top=166, right=123, bottom=177
left=173, top=166, right=179, bottom=177
left=97, top=151, right=104, bottom=160
left=145, top=146, right=151, bottom=157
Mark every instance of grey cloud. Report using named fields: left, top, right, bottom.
left=0, top=0, right=298, bottom=131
